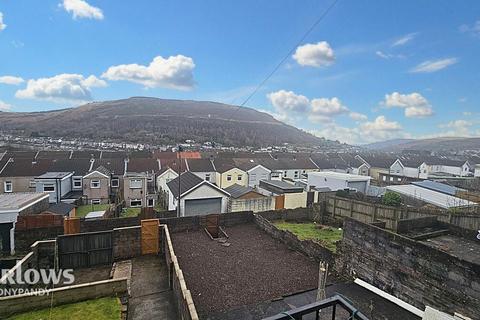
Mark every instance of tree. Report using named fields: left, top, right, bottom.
left=382, top=191, right=402, bottom=207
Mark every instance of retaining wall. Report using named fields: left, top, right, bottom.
left=336, top=217, right=480, bottom=318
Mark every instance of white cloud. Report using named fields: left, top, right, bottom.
left=102, top=55, right=195, bottom=90
left=15, top=73, right=106, bottom=102
left=293, top=41, right=335, bottom=67
left=410, top=58, right=458, bottom=73
left=375, top=51, right=404, bottom=60
left=0, top=76, right=25, bottom=85
left=309, top=116, right=405, bottom=145
left=383, top=92, right=433, bottom=118
left=459, top=20, right=480, bottom=37
left=267, top=90, right=309, bottom=113
left=392, top=33, right=417, bottom=47
left=349, top=112, right=368, bottom=121
left=61, top=0, right=104, bottom=20
left=311, top=97, right=349, bottom=116
left=0, top=12, right=6, bottom=31
left=0, top=100, right=11, bottom=111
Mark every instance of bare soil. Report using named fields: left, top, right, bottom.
left=171, top=223, right=319, bottom=316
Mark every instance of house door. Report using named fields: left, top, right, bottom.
left=141, top=219, right=159, bottom=255
left=0, top=223, right=13, bottom=254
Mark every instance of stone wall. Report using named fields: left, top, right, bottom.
left=14, top=226, right=63, bottom=254
left=112, top=226, right=141, bottom=260
left=336, top=217, right=480, bottom=318
left=253, top=214, right=334, bottom=265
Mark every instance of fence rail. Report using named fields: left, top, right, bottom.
left=325, top=195, right=480, bottom=231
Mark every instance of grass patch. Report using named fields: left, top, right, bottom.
left=273, top=220, right=343, bottom=252
left=75, top=204, right=110, bottom=218
left=9, top=297, right=121, bottom=320
left=120, top=207, right=141, bottom=217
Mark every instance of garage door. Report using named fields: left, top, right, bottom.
left=184, top=198, right=222, bottom=216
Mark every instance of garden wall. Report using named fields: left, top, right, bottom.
left=253, top=214, right=334, bottom=265
left=336, top=217, right=480, bottom=318
left=0, top=278, right=127, bottom=318
left=112, top=226, right=141, bottom=260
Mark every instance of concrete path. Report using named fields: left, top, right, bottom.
left=128, top=255, right=178, bottom=320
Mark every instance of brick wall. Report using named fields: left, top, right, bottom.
left=18, top=197, right=50, bottom=216
left=336, top=217, right=480, bottom=318
left=14, top=226, right=63, bottom=254
left=254, top=214, right=334, bottom=265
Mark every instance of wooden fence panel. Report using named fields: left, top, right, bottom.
left=58, top=231, right=113, bottom=269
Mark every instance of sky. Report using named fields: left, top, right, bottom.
left=0, top=0, right=479, bottom=145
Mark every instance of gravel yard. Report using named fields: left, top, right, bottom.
left=171, top=223, right=319, bottom=316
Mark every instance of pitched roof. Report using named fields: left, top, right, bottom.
left=167, top=171, right=204, bottom=199
left=0, top=159, right=53, bottom=177
left=159, top=159, right=187, bottom=174
left=45, top=202, right=75, bottom=216
left=36, top=151, right=71, bottom=159
left=71, top=150, right=101, bottom=159
left=93, top=159, right=125, bottom=175
left=259, top=158, right=317, bottom=171
left=186, top=159, right=215, bottom=172
left=213, top=158, right=239, bottom=173
left=49, top=159, right=92, bottom=176
left=101, top=151, right=127, bottom=159
left=127, top=158, right=159, bottom=173
left=224, top=184, right=258, bottom=199
left=232, top=158, right=271, bottom=171
left=412, top=180, right=464, bottom=196
left=89, top=165, right=111, bottom=177
left=357, top=154, right=396, bottom=168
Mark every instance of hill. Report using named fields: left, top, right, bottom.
left=365, top=137, right=480, bottom=152
left=0, top=97, right=336, bottom=148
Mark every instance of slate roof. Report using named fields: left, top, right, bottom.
left=186, top=159, right=215, bottom=172
left=159, top=159, right=187, bottom=174
left=126, top=158, right=160, bottom=173
left=3, top=151, right=38, bottom=159
left=49, top=159, right=92, bottom=176
left=224, top=184, right=257, bottom=199
left=92, top=159, right=125, bottom=175
left=71, top=150, right=101, bottom=159
left=167, top=171, right=204, bottom=198
left=36, top=151, right=71, bottom=159
left=358, top=154, right=396, bottom=168
left=90, top=165, right=111, bottom=177
left=45, top=202, right=75, bottom=216
left=101, top=151, right=127, bottom=159
left=259, top=158, right=318, bottom=171
left=213, top=159, right=239, bottom=173
left=0, top=159, right=53, bottom=177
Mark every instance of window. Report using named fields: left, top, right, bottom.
left=237, top=174, right=242, bottom=181
left=147, top=198, right=154, bottom=207
left=4, top=181, right=13, bottom=193
left=111, top=178, right=119, bottom=188
left=130, top=199, right=142, bottom=207
left=205, top=174, right=210, bottom=182
left=389, top=177, right=394, bottom=182
left=43, top=184, right=55, bottom=192
left=283, top=171, right=287, bottom=176
left=73, top=178, right=82, bottom=189
left=91, top=180, right=100, bottom=189
left=250, top=173, right=257, bottom=180
left=294, top=171, right=299, bottom=178
left=129, top=179, right=142, bottom=189
left=397, top=178, right=401, bottom=182
left=382, top=176, right=386, bottom=181
left=226, top=175, right=232, bottom=181
left=90, top=199, right=101, bottom=205
left=29, top=180, right=36, bottom=188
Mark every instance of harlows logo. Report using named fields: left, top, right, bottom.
left=0, top=267, right=74, bottom=286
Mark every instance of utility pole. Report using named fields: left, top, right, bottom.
left=177, top=145, right=183, bottom=217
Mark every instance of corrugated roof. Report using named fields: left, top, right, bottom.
left=224, top=184, right=256, bottom=199
left=386, top=184, right=475, bottom=209
left=412, top=180, right=464, bottom=196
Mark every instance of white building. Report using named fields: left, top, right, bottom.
left=307, top=171, right=371, bottom=194
left=167, top=172, right=230, bottom=216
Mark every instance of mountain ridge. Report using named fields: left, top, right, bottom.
left=0, top=97, right=337, bottom=148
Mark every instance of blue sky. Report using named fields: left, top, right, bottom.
left=0, top=1, right=479, bottom=144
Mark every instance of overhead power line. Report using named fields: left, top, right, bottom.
left=226, top=0, right=341, bottom=121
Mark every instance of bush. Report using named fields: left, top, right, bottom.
left=382, top=191, right=402, bottom=207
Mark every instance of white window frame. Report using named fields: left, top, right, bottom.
left=43, top=183, right=55, bottom=192
left=91, top=180, right=101, bottom=189
left=130, top=199, right=142, bottom=207
left=147, top=198, right=154, bottom=207
left=73, top=178, right=82, bottom=189
left=90, top=199, right=101, bottom=205
left=111, top=178, right=119, bottom=188
left=129, top=179, right=142, bottom=189
left=4, top=181, right=13, bottom=193
left=226, top=175, right=232, bottom=181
